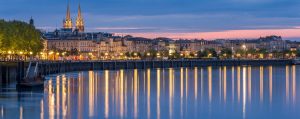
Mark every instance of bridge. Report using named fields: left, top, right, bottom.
left=0, top=59, right=296, bottom=88
left=35, top=59, right=293, bottom=76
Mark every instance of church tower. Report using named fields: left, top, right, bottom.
left=29, top=17, right=34, bottom=26
left=63, top=2, right=73, bottom=29
left=76, top=4, right=84, bottom=32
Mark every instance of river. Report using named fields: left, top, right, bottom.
left=0, top=65, right=300, bottom=119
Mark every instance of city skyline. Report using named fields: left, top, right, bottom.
left=1, top=0, right=300, bottom=40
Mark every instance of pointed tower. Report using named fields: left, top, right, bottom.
left=29, top=17, right=34, bottom=26
left=76, top=4, right=84, bottom=32
left=63, top=2, right=73, bottom=29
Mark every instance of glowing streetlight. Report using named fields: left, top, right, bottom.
left=8, top=51, right=12, bottom=54
left=242, top=45, right=246, bottom=49
left=157, top=53, right=161, bottom=58
left=260, top=54, right=264, bottom=59
left=147, top=53, right=151, bottom=56
left=29, top=52, right=33, bottom=55
left=208, top=53, right=212, bottom=57
left=269, top=53, right=273, bottom=57
left=19, top=52, right=23, bottom=55
left=248, top=54, right=252, bottom=58
left=285, top=54, right=289, bottom=56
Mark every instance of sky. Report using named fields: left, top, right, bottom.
left=1, top=0, right=300, bottom=40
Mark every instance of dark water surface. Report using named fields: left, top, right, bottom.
left=0, top=65, right=300, bottom=119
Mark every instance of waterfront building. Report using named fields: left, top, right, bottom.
left=126, top=37, right=153, bottom=53
left=97, top=37, right=127, bottom=58
left=203, top=40, right=223, bottom=52
left=258, top=36, right=287, bottom=52
left=222, top=39, right=258, bottom=50
left=287, top=41, right=300, bottom=50
left=153, top=38, right=172, bottom=52
left=175, top=39, right=208, bottom=52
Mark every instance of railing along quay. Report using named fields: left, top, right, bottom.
left=0, top=59, right=298, bottom=86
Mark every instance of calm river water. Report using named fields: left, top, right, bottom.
left=0, top=65, right=300, bottom=119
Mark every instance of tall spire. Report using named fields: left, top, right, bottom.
left=76, top=3, right=84, bottom=32
left=66, top=3, right=71, bottom=20
left=63, top=1, right=73, bottom=29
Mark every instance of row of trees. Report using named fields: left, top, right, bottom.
left=0, top=20, right=43, bottom=55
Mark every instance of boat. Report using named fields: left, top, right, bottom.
left=16, top=61, right=45, bottom=92
left=16, top=82, right=44, bottom=92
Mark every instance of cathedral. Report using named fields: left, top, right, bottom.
left=63, top=2, right=84, bottom=32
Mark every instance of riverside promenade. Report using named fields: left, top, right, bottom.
left=0, top=59, right=297, bottom=85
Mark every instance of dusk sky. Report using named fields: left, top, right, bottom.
left=1, top=0, right=300, bottom=40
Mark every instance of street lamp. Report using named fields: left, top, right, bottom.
left=292, top=53, right=296, bottom=57
left=248, top=54, right=252, bottom=59
left=260, top=54, right=264, bottom=59
left=269, top=53, right=273, bottom=58
left=242, top=45, right=246, bottom=50
left=157, top=53, right=161, bottom=58
left=208, top=53, right=212, bottom=57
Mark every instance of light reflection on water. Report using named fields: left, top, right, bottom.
left=0, top=65, right=300, bottom=119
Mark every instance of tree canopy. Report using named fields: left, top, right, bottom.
left=0, top=19, right=43, bottom=54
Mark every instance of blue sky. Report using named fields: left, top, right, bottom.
left=1, top=0, right=300, bottom=39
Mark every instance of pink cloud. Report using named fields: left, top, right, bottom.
left=117, top=28, right=300, bottom=40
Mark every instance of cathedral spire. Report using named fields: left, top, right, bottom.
left=63, top=1, right=73, bottom=29
left=76, top=3, right=84, bottom=32
left=66, top=3, right=71, bottom=20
